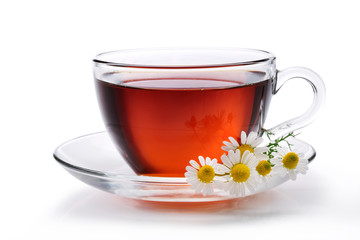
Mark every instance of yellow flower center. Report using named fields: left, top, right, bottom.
left=256, top=160, right=272, bottom=176
left=237, top=144, right=254, bottom=155
left=231, top=164, right=250, bottom=183
left=282, top=152, right=299, bottom=169
left=197, top=165, right=215, bottom=183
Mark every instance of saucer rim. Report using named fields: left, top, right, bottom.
left=54, top=132, right=187, bottom=184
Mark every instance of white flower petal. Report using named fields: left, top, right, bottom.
left=288, top=170, right=297, bottom=180
left=195, top=182, right=204, bottom=193
left=271, top=166, right=281, bottom=176
left=230, top=182, right=239, bottom=196
left=275, top=167, right=287, bottom=177
left=235, top=149, right=241, bottom=163
left=239, top=183, right=245, bottom=197
left=247, top=156, right=259, bottom=168
left=228, top=150, right=238, bottom=165
left=241, top=150, right=252, bottom=164
left=251, top=137, right=263, bottom=147
left=237, top=184, right=244, bottom=196
left=203, top=183, right=214, bottom=196
left=261, top=176, right=269, bottom=184
left=185, top=166, right=197, bottom=173
left=277, top=147, right=289, bottom=156
left=198, top=156, right=205, bottom=166
left=189, top=160, right=200, bottom=169
left=223, top=141, right=234, bottom=147
left=271, top=157, right=282, bottom=165
left=298, top=153, right=305, bottom=159
left=210, top=158, right=217, bottom=166
left=221, top=146, right=233, bottom=152
left=221, top=154, right=233, bottom=168
left=215, top=164, right=229, bottom=174
left=186, top=179, right=199, bottom=189
left=250, top=169, right=258, bottom=177
left=299, top=158, right=309, bottom=165
left=225, top=180, right=233, bottom=192
left=205, top=157, right=212, bottom=165
left=185, top=172, right=197, bottom=178
left=297, top=160, right=308, bottom=167
left=230, top=181, right=238, bottom=193
left=187, top=179, right=200, bottom=186
left=272, top=151, right=282, bottom=158
left=222, top=174, right=231, bottom=181
left=296, top=164, right=308, bottom=174
left=241, top=131, right=247, bottom=145
left=214, top=179, right=225, bottom=189
left=245, top=180, right=256, bottom=193
left=254, top=152, right=269, bottom=161
left=247, top=132, right=257, bottom=144
left=186, top=178, right=198, bottom=185
left=255, top=147, right=269, bottom=154
left=229, top=137, right=239, bottom=146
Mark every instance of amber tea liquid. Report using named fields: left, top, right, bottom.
left=96, top=72, right=272, bottom=176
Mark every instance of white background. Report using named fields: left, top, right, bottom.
left=1, top=0, right=359, bottom=239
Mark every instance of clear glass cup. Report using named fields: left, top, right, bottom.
left=93, top=48, right=325, bottom=177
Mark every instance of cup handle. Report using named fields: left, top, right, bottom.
left=263, top=67, right=326, bottom=139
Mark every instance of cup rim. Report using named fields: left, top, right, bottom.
left=93, top=47, right=276, bottom=69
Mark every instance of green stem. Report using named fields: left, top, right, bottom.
left=265, top=132, right=298, bottom=161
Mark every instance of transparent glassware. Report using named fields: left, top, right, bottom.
left=53, top=132, right=316, bottom=202
left=267, top=67, right=326, bottom=139
left=92, top=48, right=325, bottom=176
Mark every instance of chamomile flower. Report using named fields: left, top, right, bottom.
left=221, top=149, right=259, bottom=197
left=185, top=156, right=222, bottom=196
left=254, top=155, right=274, bottom=184
left=222, top=131, right=268, bottom=159
left=272, top=147, right=308, bottom=180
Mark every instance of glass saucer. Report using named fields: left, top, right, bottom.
left=53, top=132, right=315, bottom=202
